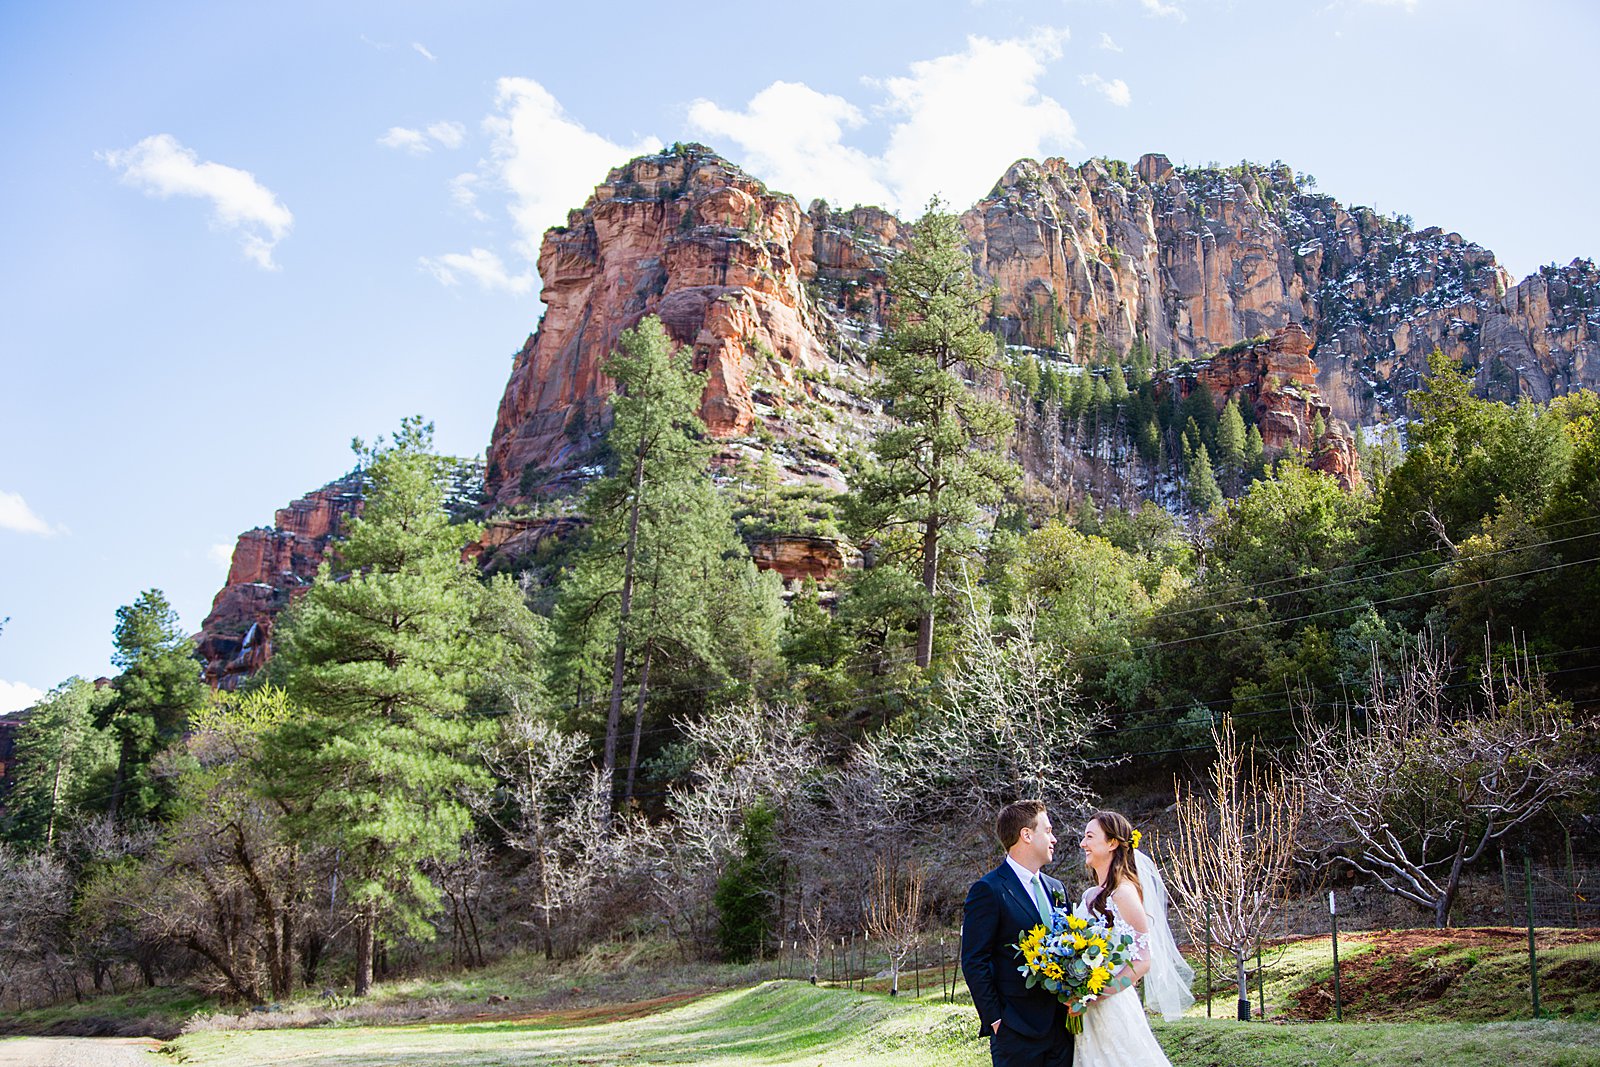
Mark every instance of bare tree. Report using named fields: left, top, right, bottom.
left=1167, top=713, right=1304, bottom=1021
left=478, top=713, right=651, bottom=959
left=797, top=893, right=829, bottom=984
left=870, top=582, right=1105, bottom=833
left=864, top=857, right=925, bottom=996
left=653, top=702, right=822, bottom=955
left=1295, top=635, right=1595, bottom=927
left=0, top=844, right=74, bottom=1009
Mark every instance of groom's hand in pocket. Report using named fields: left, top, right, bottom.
left=991, top=1020, right=1001, bottom=1034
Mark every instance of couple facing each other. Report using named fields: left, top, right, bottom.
left=960, top=801, right=1194, bottom=1067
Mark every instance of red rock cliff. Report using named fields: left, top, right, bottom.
left=196, top=474, right=363, bottom=689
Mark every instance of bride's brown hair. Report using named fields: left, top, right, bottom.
left=1087, top=809, right=1142, bottom=922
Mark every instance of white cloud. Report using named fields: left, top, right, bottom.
left=688, top=82, right=892, bottom=209
left=689, top=30, right=1076, bottom=216
left=0, top=491, right=60, bottom=537
left=412, top=42, right=437, bottom=61
left=1080, top=73, right=1133, bottom=107
left=100, top=134, right=293, bottom=269
left=1099, top=32, right=1124, bottom=52
left=0, top=680, right=45, bottom=715
left=484, top=77, right=660, bottom=260
left=1139, top=0, right=1186, bottom=19
left=426, top=121, right=466, bottom=149
left=379, top=126, right=430, bottom=154
left=450, top=172, right=488, bottom=219
left=420, top=248, right=537, bottom=295
left=877, top=29, right=1077, bottom=212
left=209, top=543, right=235, bottom=570
left=379, top=121, right=467, bottom=155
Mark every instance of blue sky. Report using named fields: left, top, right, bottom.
left=2, top=0, right=1596, bottom=708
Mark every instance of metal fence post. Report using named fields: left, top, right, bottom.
left=914, top=942, right=921, bottom=999
left=1526, top=853, right=1541, bottom=1019
left=941, top=938, right=949, bottom=1003
left=1500, top=848, right=1512, bottom=923
left=1329, top=890, right=1342, bottom=1023
left=1565, top=826, right=1579, bottom=927
left=1205, top=900, right=1213, bottom=1019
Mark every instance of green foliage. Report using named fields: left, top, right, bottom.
left=265, top=419, right=491, bottom=967
left=1188, top=445, right=1223, bottom=514
left=713, top=803, right=778, bottom=962
left=551, top=317, right=782, bottom=791
left=1, top=677, right=114, bottom=847
left=846, top=200, right=1018, bottom=668
left=104, top=588, right=206, bottom=822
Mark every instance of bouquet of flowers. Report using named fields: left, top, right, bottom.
left=1015, top=905, right=1137, bottom=1034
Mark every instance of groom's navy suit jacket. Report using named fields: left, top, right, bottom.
left=961, top=862, right=1071, bottom=1041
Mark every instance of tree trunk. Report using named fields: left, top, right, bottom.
left=1437, top=839, right=1470, bottom=928
left=354, top=910, right=374, bottom=997
left=916, top=509, right=940, bottom=670
left=602, top=453, right=646, bottom=801
left=624, top=642, right=654, bottom=803
left=1235, top=952, right=1250, bottom=1020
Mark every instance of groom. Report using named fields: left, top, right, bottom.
left=961, top=800, right=1074, bottom=1067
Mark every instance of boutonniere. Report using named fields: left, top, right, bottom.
left=1051, top=887, right=1067, bottom=908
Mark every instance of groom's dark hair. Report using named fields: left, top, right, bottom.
left=996, top=800, right=1047, bottom=849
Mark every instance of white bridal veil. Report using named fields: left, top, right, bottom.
left=1134, top=849, right=1196, bottom=1021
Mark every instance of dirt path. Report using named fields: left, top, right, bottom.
left=0, top=1037, right=160, bottom=1067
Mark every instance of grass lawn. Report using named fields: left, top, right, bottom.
left=162, top=980, right=1600, bottom=1067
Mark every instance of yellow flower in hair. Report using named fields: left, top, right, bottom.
left=1130, top=829, right=1143, bottom=850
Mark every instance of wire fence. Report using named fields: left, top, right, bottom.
left=1175, top=849, right=1600, bottom=1023
left=753, top=847, right=1600, bottom=1025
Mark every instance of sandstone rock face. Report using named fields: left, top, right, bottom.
left=1170, top=325, right=1362, bottom=491
left=485, top=144, right=892, bottom=506
left=488, top=148, right=1596, bottom=504
left=196, top=474, right=363, bottom=689
left=747, top=534, right=860, bottom=584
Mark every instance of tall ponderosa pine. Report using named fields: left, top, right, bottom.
left=1189, top=445, right=1224, bottom=515
left=266, top=418, right=488, bottom=996
left=553, top=316, right=778, bottom=802
left=3, top=678, right=113, bottom=848
left=849, top=203, right=1018, bottom=669
left=105, top=589, right=206, bottom=821
left=1216, top=398, right=1247, bottom=495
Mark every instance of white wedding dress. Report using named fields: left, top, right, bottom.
left=1075, top=853, right=1195, bottom=1067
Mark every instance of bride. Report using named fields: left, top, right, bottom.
left=1072, top=810, right=1194, bottom=1067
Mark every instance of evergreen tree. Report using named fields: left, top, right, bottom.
left=104, top=588, right=205, bottom=821
left=2, top=678, right=113, bottom=847
left=266, top=417, right=488, bottom=996
left=1244, top=424, right=1266, bottom=481
left=1217, top=398, right=1247, bottom=495
left=848, top=202, right=1018, bottom=669
left=1107, top=361, right=1130, bottom=407
left=1014, top=351, right=1041, bottom=397
left=1189, top=445, right=1224, bottom=515
left=553, top=317, right=780, bottom=798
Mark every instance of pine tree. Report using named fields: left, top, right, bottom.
left=1189, top=445, right=1224, bottom=515
left=1217, top=398, right=1247, bottom=495
left=848, top=202, right=1018, bottom=669
left=3, top=678, right=113, bottom=847
left=1244, top=424, right=1266, bottom=481
left=104, top=589, right=205, bottom=821
left=266, top=417, right=488, bottom=996
left=553, top=317, right=779, bottom=798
